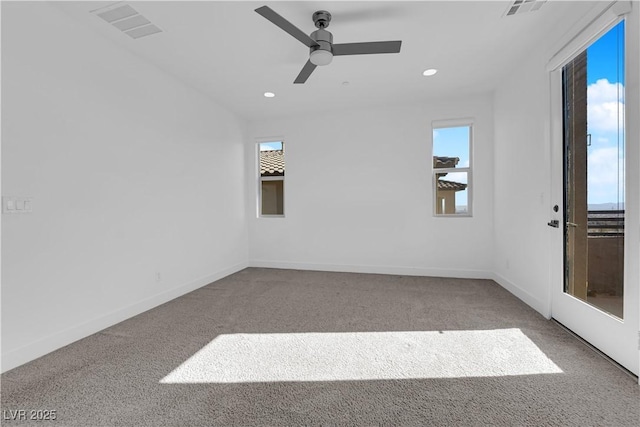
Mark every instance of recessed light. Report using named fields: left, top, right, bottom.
left=423, top=69, right=438, bottom=77
left=264, top=92, right=275, bottom=98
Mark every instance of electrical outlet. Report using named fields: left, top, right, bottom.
left=3, top=196, right=33, bottom=214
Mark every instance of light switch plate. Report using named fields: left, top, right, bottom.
left=3, top=196, right=33, bottom=214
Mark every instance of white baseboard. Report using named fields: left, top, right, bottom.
left=1, top=261, right=248, bottom=373
left=249, top=259, right=493, bottom=280
left=491, top=272, right=550, bottom=318
left=250, top=261, right=551, bottom=319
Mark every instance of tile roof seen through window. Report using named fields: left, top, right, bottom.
left=260, top=149, right=285, bottom=176
left=437, top=179, right=467, bottom=191
left=433, top=156, right=460, bottom=169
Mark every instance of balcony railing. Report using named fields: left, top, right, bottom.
left=588, top=210, right=624, bottom=237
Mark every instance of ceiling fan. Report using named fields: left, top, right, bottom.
left=255, top=5, right=402, bottom=84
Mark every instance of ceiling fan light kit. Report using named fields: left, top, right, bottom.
left=255, top=5, right=402, bottom=84
left=310, top=48, right=333, bottom=66
left=309, top=30, right=333, bottom=66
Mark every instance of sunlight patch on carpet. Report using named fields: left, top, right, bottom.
left=160, top=328, right=562, bottom=383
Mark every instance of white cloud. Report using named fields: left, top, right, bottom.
left=587, top=79, right=624, bottom=133
left=445, top=171, right=467, bottom=184
left=588, top=78, right=624, bottom=103
left=587, top=146, right=624, bottom=204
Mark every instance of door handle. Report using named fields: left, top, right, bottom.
left=547, top=220, right=559, bottom=228
left=566, top=222, right=579, bottom=227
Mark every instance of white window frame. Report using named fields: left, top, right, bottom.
left=432, top=118, right=474, bottom=217
left=256, top=138, right=285, bottom=218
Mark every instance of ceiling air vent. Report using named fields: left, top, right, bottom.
left=92, top=2, right=162, bottom=39
left=505, top=0, right=547, bottom=17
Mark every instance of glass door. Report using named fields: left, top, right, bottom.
left=551, top=19, right=638, bottom=375
left=563, top=34, right=625, bottom=318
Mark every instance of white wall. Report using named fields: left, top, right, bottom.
left=492, top=44, right=553, bottom=315
left=1, top=2, right=248, bottom=371
left=247, top=97, right=494, bottom=278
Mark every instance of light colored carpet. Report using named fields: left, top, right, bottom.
left=2, top=268, right=639, bottom=426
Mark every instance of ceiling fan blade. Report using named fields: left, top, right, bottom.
left=294, top=60, right=317, bottom=84
left=255, top=6, right=318, bottom=48
left=333, top=41, right=402, bottom=56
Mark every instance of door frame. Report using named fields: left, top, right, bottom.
left=547, top=1, right=639, bottom=377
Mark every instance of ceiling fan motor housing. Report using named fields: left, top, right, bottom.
left=311, top=29, right=333, bottom=52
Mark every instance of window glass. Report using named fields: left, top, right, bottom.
left=258, top=141, right=285, bottom=216
left=562, top=21, right=625, bottom=317
left=261, top=180, right=284, bottom=215
left=435, top=171, right=468, bottom=215
left=433, top=126, right=470, bottom=165
left=432, top=125, right=471, bottom=216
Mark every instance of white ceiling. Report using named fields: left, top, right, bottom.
left=55, top=1, right=597, bottom=121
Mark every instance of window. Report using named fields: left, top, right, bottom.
left=432, top=122, right=472, bottom=216
left=258, top=141, right=285, bottom=216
